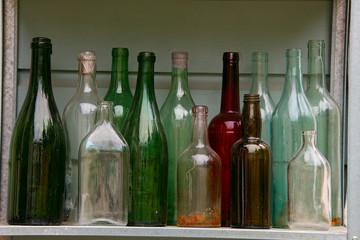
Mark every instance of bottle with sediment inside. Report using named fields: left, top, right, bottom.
left=104, top=48, right=133, bottom=131
left=122, top=52, right=168, bottom=226
left=62, top=51, right=103, bottom=223
left=305, top=40, right=342, bottom=226
left=230, top=94, right=271, bottom=229
left=177, top=105, right=222, bottom=227
left=160, top=52, right=195, bottom=225
left=8, top=37, right=66, bottom=225
left=208, top=52, right=242, bottom=227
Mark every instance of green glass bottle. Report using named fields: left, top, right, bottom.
left=271, top=49, right=316, bottom=228
left=305, top=40, right=342, bottom=226
left=160, top=52, right=195, bottom=226
left=122, top=52, right=168, bottom=226
left=104, top=48, right=133, bottom=131
left=7, top=37, right=66, bottom=225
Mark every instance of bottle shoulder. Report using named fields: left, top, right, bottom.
left=179, top=146, right=221, bottom=166
left=209, top=112, right=241, bottom=125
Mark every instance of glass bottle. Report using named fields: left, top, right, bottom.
left=122, top=52, right=168, bottom=226
left=305, top=40, right=342, bottom=226
left=62, top=51, right=103, bottom=222
left=208, top=52, right=242, bottom=227
left=78, top=101, right=129, bottom=226
left=288, top=131, right=331, bottom=230
left=249, top=52, right=275, bottom=146
left=160, top=52, right=195, bottom=225
left=7, top=37, right=66, bottom=225
left=271, top=48, right=316, bottom=228
left=230, top=94, right=271, bottom=229
left=177, top=105, right=221, bottom=227
left=104, top=48, right=133, bottom=131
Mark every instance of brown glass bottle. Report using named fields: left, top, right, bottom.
left=230, top=94, right=271, bottom=228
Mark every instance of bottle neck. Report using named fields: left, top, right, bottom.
left=301, top=131, right=317, bottom=149
left=250, top=59, right=270, bottom=95
left=190, top=112, right=210, bottom=148
left=283, top=56, right=305, bottom=95
left=242, top=99, right=261, bottom=138
left=170, top=67, right=190, bottom=98
left=78, top=60, right=98, bottom=93
left=135, top=60, right=156, bottom=100
left=109, top=55, right=131, bottom=94
left=220, top=60, right=240, bottom=113
left=307, top=46, right=326, bottom=90
left=29, top=47, right=52, bottom=92
left=97, top=102, right=113, bottom=124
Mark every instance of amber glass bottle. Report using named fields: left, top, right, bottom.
left=230, top=94, right=271, bottom=228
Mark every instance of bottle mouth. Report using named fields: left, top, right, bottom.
left=112, top=48, right=129, bottom=57
left=301, top=130, right=317, bottom=136
left=252, top=52, right=268, bottom=62
left=31, top=37, right=52, bottom=49
left=308, top=40, right=325, bottom=49
left=138, top=52, right=156, bottom=62
left=100, top=101, right=113, bottom=108
left=192, top=105, right=208, bottom=116
left=78, top=51, right=97, bottom=61
left=223, top=52, right=239, bottom=62
left=286, top=48, right=301, bottom=58
left=243, top=94, right=260, bottom=102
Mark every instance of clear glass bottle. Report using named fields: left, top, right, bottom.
left=122, top=52, right=168, bottom=226
left=160, top=52, right=195, bottom=225
left=8, top=37, right=66, bottom=225
left=305, top=40, right=342, bottom=226
left=208, top=52, right=242, bottom=226
left=230, top=94, right=271, bottom=229
left=288, top=131, right=331, bottom=230
left=62, top=51, right=103, bottom=223
left=250, top=52, right=275, bottom=146
left=177, top=105, right=222, bottom=227
left=104, top=48, right=133, bottom=131
left=78, top=101, right=129, bottom=226
left=271, top=48, right=316, bottom=228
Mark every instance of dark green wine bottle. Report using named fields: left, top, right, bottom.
left=7, top=37, right=66, bottom=225
left=122, top=52, right=168, bottom=226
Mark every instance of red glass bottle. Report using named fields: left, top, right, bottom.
left=208, top=52, right=242, bottom=227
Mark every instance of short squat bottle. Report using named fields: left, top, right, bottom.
left=8, top=37, right=66, bottom=225
left=122, top=52, right=168, bottom=226
left=208, top=52, right=242, bottom=226
left=177, top=105, right=222, bottom=227
left=230, top=94, right=271, bottom=229
left=62, top=51, right=103, bottom=222
left=288, top=131, right=331, bottom=230
left=305, top=40, right=342, bottom=226
left=104, top=48, right=133, bottom=131
left=160, top=52, right=195, bottom=225
left=78, top=101, right=129, bottom=226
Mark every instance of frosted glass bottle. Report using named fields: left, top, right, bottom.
left=288, top=131, right=331, bottom=230
left=62, top=51, right=103, bottom=222
left=271, top=48, right=316, bottom=228
left=78, top=101, right=129, bottom=226
left=305, top=40, right=342, bottom=226
left=160, top=52, right=195, bottom=225
left=249, top=52, right=275, bottom=146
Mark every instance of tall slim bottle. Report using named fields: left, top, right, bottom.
left=160, top=52, right=195, bottom=225
left=271, top=49, right=316, bottom=228
left=122, top=52, right=168, bottom=226
left=249, top=52, right=275, bottom=146
left=177, top=105, right=221, bottom=227
left=8, top=37, right=66, bottom=225
left=208, top=52, right=242, bottom=226
left=62, top=51, right=103, bottom=222
left=230, top=94, right=271, bottom=228
left=305, top=40, right=342, bottom=226
left=104, top=48, right=133, bottom=131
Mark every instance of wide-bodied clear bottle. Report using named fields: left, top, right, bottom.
left=271, top=48, right=316, bottom=228
left=78, top=101, right=129, bottom=226
left=288, top=131, right=331, bottom=230
left=62, top=51, right=103, bottom=223
left=305, top=40, right=342, bottom=226
left=177, top=105, right=221, bottom=227
left=249, top=52, right=275, bottom=146
left=160, top=52, right=195, bottom=225
left=104, top=48, right=133, bottom=131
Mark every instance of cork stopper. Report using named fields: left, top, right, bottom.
left=172, top=52, right=188, bottom=69
left=78, top=51, right=96, bottom=74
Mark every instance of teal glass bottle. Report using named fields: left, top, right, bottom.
left=160, top=52, right=195, bottom=225
left=249, top=52, right=275, bottom=146
left=7, top=37, right=66, bottom=225
left=122, top=52, right=168, bottom=226
left=271, top=48, right=316, bottom=228
left=104, top=48, right=133, bottom=131
left=305, top=40, right=342, bottom=226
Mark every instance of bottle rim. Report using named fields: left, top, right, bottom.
left=252, top=52, right=268, bottom=62
left=78, top=51, right=97, bottom=61
left=192, top=105, right=208, bottom=116
left=112, top=48, right=129, bottom=57
left=243, top=94, right=260, bottom=102
left=172, top=52, right=188, bottom=60
left=286, top=48, right=302, bottom=58
left=308, top=40, right=325, bottom=48
left=138, top=52, right=156, bottom=62
left=31, top=37, right=52, bottom=49
left=223, top=52, right=239, bottom=62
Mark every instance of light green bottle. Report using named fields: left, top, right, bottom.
left=305, top=40, right=342, bottom=226
left=271, top=48, right=316, bottom=228
left=160, top=52, right=195, bottom=225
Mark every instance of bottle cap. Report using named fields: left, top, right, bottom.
left=78, top=51, right=96, bottom=74
left=112, top=48, right=129, bottom=57
left=172, top=52, right=188, bottom=69
left=223, top=52, right=239, bottom=62
left=138, top=52, right=156, bottom=62
left=31, top=37, right=52, bottom=49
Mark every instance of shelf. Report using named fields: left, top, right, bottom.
left=0, top=225, right=347, bottom=239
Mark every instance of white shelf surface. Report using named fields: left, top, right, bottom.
left=0, top=225, right=347, bottom=239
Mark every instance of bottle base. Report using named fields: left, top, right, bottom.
left=79, top=218, right=127, bottom=226
left=177, top=224, right=221, bottom=228
left=127, top=222, right=166, bottom=227
left=289, top=222, right=330, bottom=231
left=8, top=218, right=62, bottom=225
left=231, top=224, right=270, bottom=229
